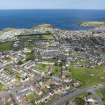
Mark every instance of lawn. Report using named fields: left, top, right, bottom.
left=0, top=83, right=6, bottom=91
left=18, top=33, right=53, bottom=40
left=26, top=92, right=37, bottom=105
left=26, top=51, right=35, bottom=61
left=97, top=88, right=105, bottom=103
left=35, top=63, right=49, bottom=72
left=52, top=65, right=61, bottom=76
left=81, top=21, right=105, bottom=27
left=4, top=66, right=15, bottom=75
left=70, top=65, right=105, bottom=87
left=0, top=41, right=13, bottom=51
left=33, top=34, right=53, bottom=40
left=35, top=63, right=61, bottom=76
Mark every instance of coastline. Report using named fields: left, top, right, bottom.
left=0, top=9, right=105, bottom=30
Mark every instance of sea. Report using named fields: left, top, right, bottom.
left=0, top=9, right=105, bottom=30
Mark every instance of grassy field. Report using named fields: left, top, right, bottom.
left=70, top=65, right=105, bottom=87
left=0, top=41, right=13, bottom=51
left=18, top=33, right=54, bottom=40
left=97, top=88, right=105, bottom=104
left=27, top=34, right=53, bottom=40
left=26, top=92, right=37, bottom=105
left=81, top=21, right=105, bottom=27
left=0, top=83, right=6, bottom=91
left=35, top=63, right=49, bottom=72
left=52, top=66, right=60, bottom=76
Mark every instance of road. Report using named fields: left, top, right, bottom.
left=52, top=84, right=105, bottom=105
left=0, top=81, right=105, bottom=105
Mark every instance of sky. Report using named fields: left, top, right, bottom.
left=0, top=0, right=105, bottom=9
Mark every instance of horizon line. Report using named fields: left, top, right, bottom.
left=0, top=8, right=105, bottom=10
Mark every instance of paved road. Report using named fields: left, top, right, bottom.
left=0, top=82, right=105, bottom=105
left=52, top=84, right=105, bottom=105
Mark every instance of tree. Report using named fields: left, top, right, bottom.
left=17, top=60, right=23, bottom=65
left=26, top=50, right=35, bottom=61
left=75, top=97, right=86, bottom=105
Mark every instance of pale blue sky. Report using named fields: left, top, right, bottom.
left=0, top=0, right=105, bottom=9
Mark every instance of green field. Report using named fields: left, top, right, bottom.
left=0, top=83, right=6, bottom=91
left=81, top=21, right=105, bottom=27
left=71, top=65, right=105, bottom=87
left=18, top=33, right=54, bottom=40
left=52, top=65, right=60, bottom=76
left=35, top=63, right=49, bottom=72
left=97, top=88, right=105, bottom=103
left=26, top=92, right=37, bottom=105
left=0, top=41, right=13, bottom=51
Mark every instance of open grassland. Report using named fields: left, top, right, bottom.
left=71, top=65, right=105, bottom=87
left=0, top=41, right=13, bottom=51
left=81, top=21, right=105, bottom=27
left=0, top=83, right=6, bottom=91
left=97, top=88, right=105, bottom=104
left=35, top=63, right=49, bottom=72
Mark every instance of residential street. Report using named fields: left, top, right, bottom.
left=52, top=84, right=105, bottom=105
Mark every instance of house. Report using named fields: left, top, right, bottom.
left=86, top=95, right=95, bottom=105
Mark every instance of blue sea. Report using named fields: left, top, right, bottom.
left=0, top=9, right=105, bottom=30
